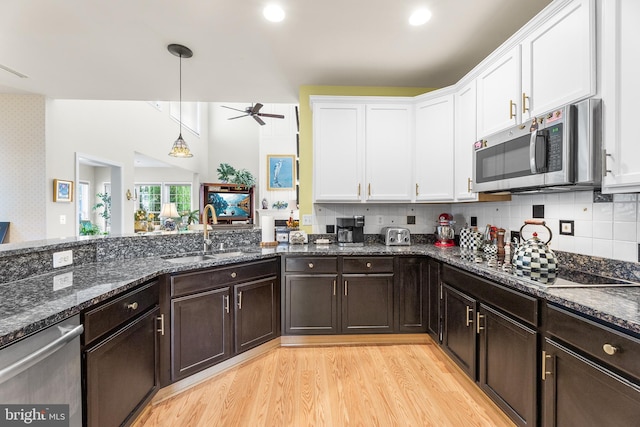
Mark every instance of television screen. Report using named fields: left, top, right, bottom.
left=207, top=192, right=251, bottom=219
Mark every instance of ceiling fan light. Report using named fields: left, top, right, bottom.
left=409, top=9, right=432, bottom=26
left=263, top=5, right=285, bottom=22
left=168, top=133, right=193, bottom=158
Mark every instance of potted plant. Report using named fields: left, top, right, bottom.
left=134, top=209, right=148, bottom=232
left=92, top=192, right=111, bottom=233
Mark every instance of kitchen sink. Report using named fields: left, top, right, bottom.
left=164, top=251, right=244, bottom=263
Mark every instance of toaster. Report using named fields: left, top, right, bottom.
left=381, top=227, right=411, bottom=246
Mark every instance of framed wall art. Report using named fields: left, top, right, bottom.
left=267, top=155, right=295, bottom=190
left=53, top=179, right=74, bottom=202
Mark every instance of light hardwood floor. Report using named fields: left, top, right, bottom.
left=135, top=340, right=515, bottom=427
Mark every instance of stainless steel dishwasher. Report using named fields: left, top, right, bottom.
left=0, top=315, right=83, bottom=426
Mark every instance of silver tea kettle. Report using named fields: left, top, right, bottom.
left=513, top=219, right=558, bottom=284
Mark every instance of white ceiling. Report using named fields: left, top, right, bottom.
left=0, top=0, right=552, bottom=103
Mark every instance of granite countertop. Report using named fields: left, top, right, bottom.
left=1, top=243, right=639, bottom=349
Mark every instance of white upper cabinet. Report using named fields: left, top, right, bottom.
left=601, top=0, right=640, bottom=192
left=454, top=80, right=478, bottom=201
left=521, top=0, right=595, bottom=118
left=476, top=0, right=595, bottom=138
left=312, top=102, right=365, bottom=202
left=414, top=92, right=455, bottom=202
left=476, top=46, right=522, bottom=138
left=365, top=104, right=414, bottom=202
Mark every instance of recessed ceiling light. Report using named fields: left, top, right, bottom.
left=263, top=5, right=285, bottom=22
left=409, top=9, right=432, bottom=26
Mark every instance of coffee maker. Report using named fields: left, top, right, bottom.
left=336, top=216, right=365, bottom=246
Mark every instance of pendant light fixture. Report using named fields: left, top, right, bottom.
left=167, top=43, right=194, bottom=158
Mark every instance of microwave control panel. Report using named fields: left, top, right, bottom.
left=546, top=122, right=563, bottom=172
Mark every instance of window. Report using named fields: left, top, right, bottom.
left=137, top=185, right=162, bottom=217
left=78, top=181, right=90, bottom=221
left=167, top=184, right=192, bottom=214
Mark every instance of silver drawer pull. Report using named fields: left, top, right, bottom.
left=231, top=272, right=237, bottom=278
left=127, top=302, right=139, bottom=310
left=366, top=262, right=372, bottom=268
left=308, top=262, right=314, bottom=268
left=603, top=343, right=618, bottom=355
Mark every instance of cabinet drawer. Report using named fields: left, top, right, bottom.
left=172, top=259, right=278, bottom=297
left=83, top=280, right=159, bottom=345
left=442, top=265, right=539, bottom=326
left=342, top=257, right=394, bottom=274
left=546, top=304, right=640, bottom=380
left=285, top=257, right=337, bottom=273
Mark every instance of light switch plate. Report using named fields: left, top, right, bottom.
left=53, top=272, right=74, bottom=291
left=53, top=250, right=73, bottom=268
left=302, top=214, right=313, bottom=226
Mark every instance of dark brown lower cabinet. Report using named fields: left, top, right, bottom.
left=85, top=307, right=159, bottom=427
left=478, top=304, right=537, bottom=427
left=284, top=274, right=338, bottom=334
left=542, top=338, right=640, bottom=426
left=341, top=274, right=394, bottom=333
left=171, top=287, right=232, bottom=381
left=234, top=276, right=279, bottom=353
left=441, top=284, right=477, bottom=378
left=395, top=257, right=429, bottom=333
left=426, top=259, right=441, bottom=341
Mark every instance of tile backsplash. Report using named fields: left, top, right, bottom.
left=312, top=190, right=640, bottom=263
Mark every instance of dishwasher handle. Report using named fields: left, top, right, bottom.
left=0, top=324, right=84, bottom=385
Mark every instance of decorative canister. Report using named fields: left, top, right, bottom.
left=459, top=224, right=472, bottom=249
left=471, top=230, right=484, bottom=252
left=513, top=219, right=558, bottom=284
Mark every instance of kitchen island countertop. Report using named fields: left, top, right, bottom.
left=1, top=243, right=639, bottom=348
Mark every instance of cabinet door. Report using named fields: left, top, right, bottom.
left=396, top=257, right=428, bottom=333
left=365, top=104, right=414, bottom=201
left=454, top=80, right=478, bottom=201
left=426, top=259, right=441, bottom=341
left=234, top=276, right=278, bottom=354
left=521, top=0, right=595, bottom=118
left=478, top=305, right=537, bottom=427
left=342, top=274, right=394, bottom=333
left=171, top=287, right=232, bottom=381
left=476, top=46, right=521, bottom=137
left=542, top=338, right=640, bottom=427
left=85, top=308, right=159, bottom=427
left=414, top=94, right=455, bottom=201
left=442, top=284, right=477, bottom=378
left=284, top=274, right=338, bottom=334
left=313, top=103, right=365, bottom=202
left=601, top=0, right=640, bottom=192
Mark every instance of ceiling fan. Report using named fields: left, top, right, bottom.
left=221, top=103, right=284, bottom=126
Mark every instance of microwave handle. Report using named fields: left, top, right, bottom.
left=529, top=129, right=547, bottom=173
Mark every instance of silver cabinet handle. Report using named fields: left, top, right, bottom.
left=157, top=314, right=165, bottom=336
left=333, top=280, right=336, bottom=296
left=237, top=291, right=243, bottom=310
left=603, top=343, right=618, bottom=355
left=308, top=262, right=314, bottom=269
left=127, top=302, right=138, bottom=310
left=476, top=312, right=484, bottom=334
left=224, top=295, right=230, bottom=314
left=344, top=281, right=348, bottom=296
left=0, top=324, right=84, bottom=385
left=366, top=262, right=372, bottom=268
left=465, top=306, right=473, bottom=327
left=602, top=149, right=612, bottom=177
left=231, top=272, right=237, bottom=278
left=542, top=350, right=552, bottom=380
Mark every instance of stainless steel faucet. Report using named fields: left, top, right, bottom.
left=202, top=204, right=218, bottom=253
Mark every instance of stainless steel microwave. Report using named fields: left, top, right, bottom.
left=472, top=99, right=602, bottom=193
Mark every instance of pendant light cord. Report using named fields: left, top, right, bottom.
left=179, top=53, right=182, bottom=135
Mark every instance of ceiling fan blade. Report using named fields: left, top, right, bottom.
left=228, top=114, right=250, bottom=120
left=251, top=103, right=263, bottom=114
left=221, top=105, right=248, bottom=113
left=256, top=113, right=285, bottom=119
left=253, top=115, right=266, bottom=126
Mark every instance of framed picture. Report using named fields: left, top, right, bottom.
left=267, top=155, right=295, bottom=190
left=53, top=179, right=74, bottom=202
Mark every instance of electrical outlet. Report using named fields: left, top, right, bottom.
left=302, top=214, right=313, bottom=226
left=53, top=272, right=74, bottom=291
left=375, top=215, right=384, bottom=225
left=407, top=215, right=416, bottom=225
left=59, top=214, right=66, bottom=225
left=53, top=250, right=73, bottom=268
